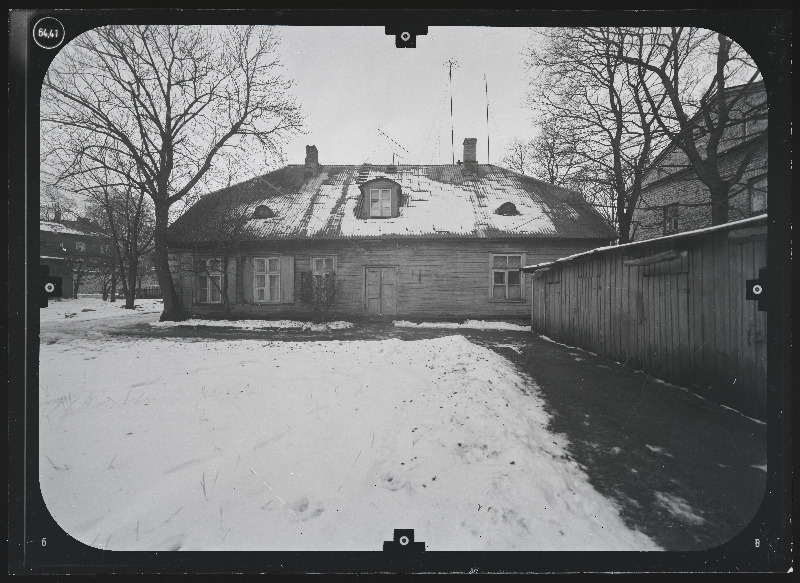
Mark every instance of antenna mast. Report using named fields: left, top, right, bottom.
left=485, top=73, right=490, bottom=164
left=444, top=58, right=459, bottom=164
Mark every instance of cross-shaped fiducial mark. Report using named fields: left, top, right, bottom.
left=385, top=25, right=428, bottom=48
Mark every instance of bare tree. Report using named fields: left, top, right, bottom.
left=610, top=28, right=765, bottom=225
left=502, top=138, right=535, bottom=175
left=528, top=27, right=666, bottom=243
left=40, top=183, right=79, bottom=222
left=41, top=25, right=303, bottom=321
left=84, top=179, right=155, bottom=308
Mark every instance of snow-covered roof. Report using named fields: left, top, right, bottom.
left=40, top=221, right=90, bottom=236
left=521, top=214, right=768, bottom=272
left=167, top=164, right=618, bottom=244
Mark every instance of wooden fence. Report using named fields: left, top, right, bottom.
left=526, top=216, right=768, bottom=419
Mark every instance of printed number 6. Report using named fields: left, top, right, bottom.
left=41, top=538, right=46, bottom=547
left=755, top=538, right=760, bottom=548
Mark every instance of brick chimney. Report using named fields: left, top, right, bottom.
left=463, top=138, right=478, bottom=173
left=305, top=145, right=320, bottom=176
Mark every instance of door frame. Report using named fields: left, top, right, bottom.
left=363, top=265, right=398, bottom=315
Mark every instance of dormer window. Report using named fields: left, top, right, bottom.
left=359, top=177, right=401, bottom=219
left=370, top=189, right=392, bottom=218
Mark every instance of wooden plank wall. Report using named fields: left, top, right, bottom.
left=530, top=220, right=768, bottom=418
left=171, top=238, right=603, bottom=320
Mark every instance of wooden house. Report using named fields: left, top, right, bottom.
left=40, top=217, right=110, bottom=298
left=166, top=140, right=617, bottom=320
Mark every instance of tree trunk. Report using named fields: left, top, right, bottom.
left=125, top=254, right=138, bottom=309
left=73, top=264, right=83, bottom=299
left=153, top=202, right=182, bottom=321
left=617, top=214, right=632, bottom=244
left=110, top=262, right=117, bottom=302
left=709, top=183, right=730, bottom=226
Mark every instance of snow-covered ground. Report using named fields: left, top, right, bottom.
left=394, top=320, right=530, bottom=331
left=39, top=298, right=659, bottom=551
left=152, top=319, right=353, bottom=332
left=41, top=296, right=164, bottom=323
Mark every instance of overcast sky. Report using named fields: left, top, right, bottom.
left=275, top=26, right=536, bottom=167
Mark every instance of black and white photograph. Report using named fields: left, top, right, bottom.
left=9, top=8, right=792, bottom=574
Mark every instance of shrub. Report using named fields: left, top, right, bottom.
left=299, top=271, right=340, bottom=323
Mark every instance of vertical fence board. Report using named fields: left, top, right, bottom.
left=752, top=238, right=768, bottom=416
left=728, top=240, right=742, bottom=403
left=712, top=233, right=729, bottom=389
left=700, top=236, right=716, bottom=387
left=740, top=240, right=757, bottom=408
left=677, top=273, right=690, bottom=386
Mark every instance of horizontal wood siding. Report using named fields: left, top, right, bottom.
left=530, top=221, right=768, bottom=418
left=173, top=239, right=602, bottom=320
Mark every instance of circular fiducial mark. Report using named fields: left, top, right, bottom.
left=44, top=282, right=55, bottom=293
left=33, top=17, right=65, bottom=49
left=399, top=535, right=409, bottom=546
left=400, top=32, right=411, bottom=42
left=752, top=284, right=763, bottom=295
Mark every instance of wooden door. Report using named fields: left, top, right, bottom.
left=365, top=267, right=397, bottom=316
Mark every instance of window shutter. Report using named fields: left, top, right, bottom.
left=226, top=257, right=237, bottom=305
left=242, top=257, right=253, bottom=304
left=392, top=186, right=400, bottom=217
left=281, top=256, right=295, bottom=303
left=300, top=271, right=312, bottom=304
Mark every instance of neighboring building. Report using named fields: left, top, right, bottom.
left=40, top=216, right=110, bottom=297
left=631, top=80, right=767, bottom=240
left=166, top=140, right=617, bottom=320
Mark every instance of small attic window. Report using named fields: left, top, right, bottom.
left=495, top=202, right=520, bottom=216
left=253, top=205, right=275, bottom=219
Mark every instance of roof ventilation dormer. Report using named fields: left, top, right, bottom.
left=495, top=202, right=520, bottom=216
left=253, top=205, right=275, bottom=219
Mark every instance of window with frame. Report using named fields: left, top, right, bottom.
left=663, top=204, right=679, bottom=234
left=254, top=257, right=281, bottom=303
left=748, top=175, right=767, bottom=214
left=369, top=188, right=392, bottom=218
left=197, top=258, right=223, bottom=303
left=492, top=254, right=523, bottom=300
left=312, top=257, right=335, bottom=284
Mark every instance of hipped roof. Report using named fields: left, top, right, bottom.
left=167, top=164, right=618, bottom=245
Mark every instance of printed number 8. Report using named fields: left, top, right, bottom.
left=755, top=538, right=760, bottom=548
